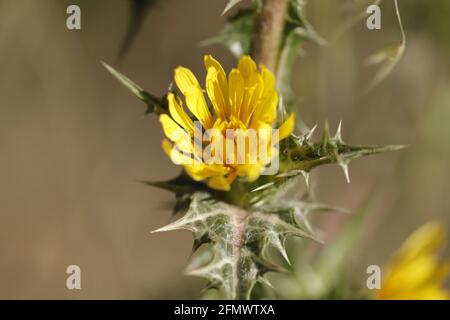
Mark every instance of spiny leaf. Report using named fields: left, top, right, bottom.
left=240, top=122, right=403, bottom=207
left=141, top=173, right=209, bottom=215
left=248, top=175, right=305, bottom=207
left=267, top=198, right=374, bottom=300
left=102, top=61, right=168, bottom=115
left=153, top=192, right=318, bottom=299
left=141, top=173, right=207, bottom=195
left=280, top=122, right=405, bottom=175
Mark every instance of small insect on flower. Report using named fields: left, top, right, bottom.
left=377, top=221, right=450, bottom=300
left=160, top=55, right=295, bottom=191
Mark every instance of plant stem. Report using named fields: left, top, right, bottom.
left=253, top=0, right=289, bottom=72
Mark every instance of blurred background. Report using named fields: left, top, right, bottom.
left=0, top=0, right=449, bottom=299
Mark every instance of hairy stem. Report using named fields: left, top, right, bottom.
left=231, top=208, right=249, bottom=299
left=253, top=0, right=289, bottom=72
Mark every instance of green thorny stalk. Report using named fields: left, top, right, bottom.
left=104, top=0, right=405, bottom=299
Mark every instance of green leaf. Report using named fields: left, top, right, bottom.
left=279, top=122, right=405, bottom=180
left=202, top=9, right=256, bottom=58
left=153, top=192, right=319, bottom=299
left=102, top=61, right=168, bottom=115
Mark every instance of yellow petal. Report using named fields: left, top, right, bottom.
left=277, top=113, right=296, bottom=141
left=205, top=55, right=229, bottom=118
left=228, top=69, right=244, bottom=117
left=240, top=72, right=264, bottom=125
left=208, top=175, right=231, bottom=191
left=204, top=55, right=226, bottom=75
left=174, top=67, right=200, bottom=95
left=377, top=222, right=450, bottom=300
left=237, top=164, right=261, bottom=182
left=386, top=256, right=441, bottom=293
left=167, top=93, right=194, bottom=134
left=162, top=139, right=173, bottom=157
left=162, top=139, right=197, bottom=165
left=251, top=91, right=278, bottom=126
left=184, top=164, right=207, bottom=181
left=206, top=68, right=227, bottom=119
left=184, top=86, right=213, bottom=129
left=250, top=65, right=278, bottom=127
left=238, top=55, right=257, bottom=79
left=184, top=163, right=230, bottom=180
left=396, top=221, right=446, bottom=264
left=159, top=114, right=194, bottom=153
left=207, top=172, right=238, bottom=191
left=259, top=64, right=276, bottom=98
left=256, top=122, right=274, bottom=164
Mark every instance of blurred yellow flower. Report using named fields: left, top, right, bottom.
left=160, top=55, right=295, bottom=191
left=377, top=221, right=450, bottom=300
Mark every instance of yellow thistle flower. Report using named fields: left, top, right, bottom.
left=377, top=221, right=450, bottom=300
left=160, top=55, right=295, bottom=191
